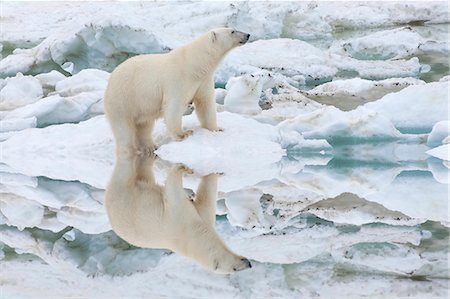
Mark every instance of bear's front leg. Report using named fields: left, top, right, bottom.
left=164, top=98, right=193, bottom=140
left=194, top=79, right=223, bottom=132
left=193, top=173, right=220, bottom=228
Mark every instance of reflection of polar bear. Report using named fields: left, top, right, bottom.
left=105, top=154, right=251, bottom=273
left=104, top=28, right=250, bottom=155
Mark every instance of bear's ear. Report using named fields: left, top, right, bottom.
left=211, top=32, right=217, bottom=43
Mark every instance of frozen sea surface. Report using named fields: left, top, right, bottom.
left=0, top=1, right=449, bottom=298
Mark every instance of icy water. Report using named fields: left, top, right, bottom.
left=1, top=141, right=448, bottom=297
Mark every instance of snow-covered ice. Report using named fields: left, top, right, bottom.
left=365, top=80, right=449, bottom=133
left=330, top=27, right=425, bottom=60
left=0, top=73, right=43, bottom=110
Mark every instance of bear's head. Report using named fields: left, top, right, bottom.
left=210, top=28, right=250, bottom=52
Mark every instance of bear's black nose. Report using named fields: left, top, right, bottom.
left=241, top=258, right=252, bottom=269
left=245, top=33, right=250, bottom=40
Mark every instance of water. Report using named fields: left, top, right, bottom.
left=0, top=139, right=448, bottom=297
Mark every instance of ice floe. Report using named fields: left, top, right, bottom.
left=365, top=80, right=449, bottom=133
left=217, top=38, right=424, bottom=86
left=427, top=120, right=450, bottom=147
left=303, top=77, right=425, bottom=110
left=1, top=69, right=108, bottom=128
left=330, top=27, right=425, bottom=60
left=0, top=73, right=43, bottom=110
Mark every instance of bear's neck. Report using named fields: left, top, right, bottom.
left=175, top=39, right=229, bottom=80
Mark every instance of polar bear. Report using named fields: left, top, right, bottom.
left=105, top=154, right=252, bottom=273
left=104, top=28, right=250, bottom=155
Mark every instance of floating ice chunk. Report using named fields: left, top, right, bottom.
left=155, top=112, right=285, bottom=191
left=427, top=121, right=450, bottom=147
left=277, top=105, right=416, bottom=144
left=225, top=223, right=422, bottom=264
left=214, top=88, right=227, bottom=105
left=56, top=208, right=110, bottom=234
left=366, top=171, right=449, bottom=225
left=0, top=20, right=169, bottom=77
left=426, top=144, right=450, bottom=161
left=0, top=194, right=44, bottom=230
left=35, top=70, right=66, bottom=95
left=0, top=116, right=114, bottom=189
left=439, top=75, right=450, bottom=82
left=330, top=27, right=423, bottom=60
left=38, top=214, right=68, bottom=233
left=428, top=158, right=449, bottom=184
left=3, top=93, right=102, bottom=127
left=54, top=69, right=109, bottom=97
left=332, top=55, right=422, bottom=80
left=218, top=39, right=335, bottom=85
left=218, top=38, right=423, bottom=86
left=331, top=242, right=426, bottom=277
left=305, top=77, right=425, bottom=110
left=225, top=189, right=270, bottom=230
left=0, top=51, right=38, bottom=77
left=304, top=193, right=419, bottom=226
left=0, top=73, right=43, bottom=110
left=257, top=101, right=323, bottom=125
left=62, top=230, right=76, bottom=241
left=365, top=81, right=449, bottom=133
left=224, top=71, right=276, bottom=115
left=2, top=70, right=108, bottom=127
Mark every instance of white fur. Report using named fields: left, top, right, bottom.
left=105, top=155, right=251, bottom=273
left=104, top=28, right=249, bottom=155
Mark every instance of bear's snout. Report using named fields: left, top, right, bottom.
left=239, top=33, right=250, bottom=44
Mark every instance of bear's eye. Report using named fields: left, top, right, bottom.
left=231, top=30, right=235, bottom=34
